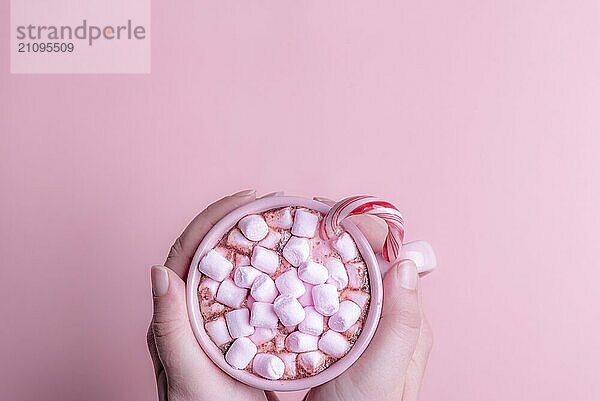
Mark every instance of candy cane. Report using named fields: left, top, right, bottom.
left=320, top=195, right=405, bottom=263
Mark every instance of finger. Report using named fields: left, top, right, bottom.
left=146, top=327, right=168, bottom=401
left=146, top=325, right=163, bottom=380
left=150, top=265, right=212, bottom=383
left=345, top=260, right=422, bottom=398
left=265, top=391, right=281, bottom=401
left=259, top=191, right=284, bottom=198
left=402, top=316, right=433, bottom=401
left=165, top=189, right=256, bottom=278
left=313, top=196, right=336, bottom=206
left=377, top=259, right=421, bottom=361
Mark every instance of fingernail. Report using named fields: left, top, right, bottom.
left=232, top=189, right=255, bottom=197
left=397, top=260, right=418, bottom=290
left=261, top=191, right=284, bottom=198
left=151, top=265, right=169, bottom=297
left=314, top=196, right=334, bottom=203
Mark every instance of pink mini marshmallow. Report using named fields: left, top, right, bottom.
left=249, top=327, right=277, bottom=345
left=265, top=207, right=294, bottom=229
left=345, top=323, right=361, bottom=338
left=234, top=265, right=262, bottom=288
left=298, top=261, right=329, bottom=285
left=279, top=352, right=297, bottom=379
left=282, top=236, right=310, bottom=267
left=298, top=351, right=326, bottom=374
left=346, top=262, right=367, bottom=289
left=258, top=230, right=282, bottom=249
left=201, top=301, right=226, bottom=318
left=251, top=246, right=279, bottom=274
left=312, top=283, right=340, bottom=316
left=343, top=289, right=370, bottom=310
left=291, top=209, right=319, bottom=238
left=227, top=229, right=254, bottom=252
left=274, top=294, right=306, bottom=326
left=285, top=331, right=319, bottom=352
left=199, top=277, right=220, bottom=299
left=205, top=317, right=232, bottom=346
left=250, top=273, right=278, bottom=303
left=225, top=337, right=257, bottom=369
left=252, top=353, right=285, bottom=380
left=250, top=302, right=279, bottom=329
left=298, top=306, right=324, bottom=336
left=235, top=253, right=250, bottom=267
left=297, top=282, right=314, bottom=306
left=325, top=258, right=348, bottom=289
left=215, top=279, right=248, bottom=308
left=332, top=232, right=359, bottom=262
left=238, top=214, right=270, bottom=241
left=274, top=332, right=286, bottom=352
left=246, top=295, right=255, bottom=309
left=318, top=330, right=351, bottom=358
left=275, top=269, right=306, bottom=297
left=225, top=308, right=255, bottom=338
left=198, top=249, right=234, bottom=281
left=328, top=300, right=361, bottom=332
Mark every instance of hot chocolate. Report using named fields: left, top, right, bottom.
left=197, top=206, right=371, bottom=380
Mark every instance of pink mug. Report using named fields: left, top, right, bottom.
left=186, top=195, right=435, bottom=392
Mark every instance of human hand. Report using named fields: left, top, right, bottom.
left=306, top=198, right=433, bottom=401
left=147, top=190, right=281, bottom=401
left=147, top=191, right=431, bottom=401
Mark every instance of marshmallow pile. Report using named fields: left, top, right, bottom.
left=197, top=207, right=371, bottom=380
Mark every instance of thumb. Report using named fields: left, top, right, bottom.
left=150, top=265, right=208, bottom=379
left=380, top=259, right=422, bottom=335
left=376, top=259, right=422, bottom=363
left=309, top=260, right=423, bottom=401
left=345, top=260, right=422, bottom=397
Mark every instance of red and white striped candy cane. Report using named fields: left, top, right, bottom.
left=320, top=195, right=405, bottom=263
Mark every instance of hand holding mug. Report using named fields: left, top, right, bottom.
left=147, top=191, right=433, bottom=401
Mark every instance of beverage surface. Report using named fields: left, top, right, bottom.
left=197, top=206, right=371, bottom=380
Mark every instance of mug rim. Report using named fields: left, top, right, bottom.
left=186, top=196, right=383, bottom=392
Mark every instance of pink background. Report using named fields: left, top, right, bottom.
left=1, top=1, right=599, bottom=400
